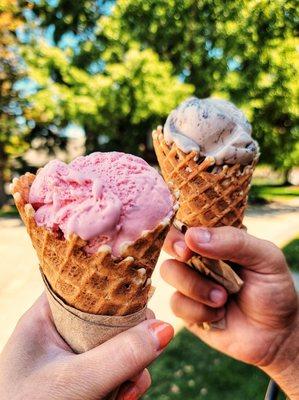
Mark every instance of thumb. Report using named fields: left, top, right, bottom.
left=70, top=319, right=174, bottom=398
left=185, top=226, right=287, bottom=274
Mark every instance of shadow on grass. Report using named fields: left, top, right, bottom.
left=249, top=185, right=299, bottom=205
left=0, top=205, right=19, bottom=218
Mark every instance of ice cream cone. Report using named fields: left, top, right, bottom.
left=153, top=126, right=258, bottom=294
left=12, top=172, right=172, bottom=316
left=12, top=154, right=175, bottom=399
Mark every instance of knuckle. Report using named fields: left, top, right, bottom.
left=186, top=275, right=206, bottom=300
left=159, top=263, right=167, bottom=281
left=232, top=228, right=247, bottom=253
left=191, top=304, right=209, bottom=323
left=123, top=336, right=143, bottom=370
left=170, top=292, right=182, bottom=315
left=226, top=228, right=252, bottom=262
left=160, top=258, right=171, bottom=271
left=264, top=240, right=287, bottom=269
left=195, top=305, right=219, bottom=324
left=160, top=259, right=175, bottom=280
left=122, top=331, right=151, bottom=371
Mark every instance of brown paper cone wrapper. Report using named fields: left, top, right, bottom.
left=42, top=273, right=147, bottom=353
left=43, top=273, right=146, bottom=400
left=153, top=127, right=259, bottom=295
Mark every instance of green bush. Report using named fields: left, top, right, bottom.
left=283, top=238, right=299, bottom=272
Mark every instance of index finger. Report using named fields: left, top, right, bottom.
left=162, top=225, right=193, bottom=261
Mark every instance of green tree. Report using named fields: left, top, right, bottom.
left=0, top=0, right=28, bottom=206
left=99, top=0, right=298, bottom=180
left=31, top=0, right=104, bottom=44
left=23, top=41, right=193, bottom=156
left=24, top=0, right=299, bottom=181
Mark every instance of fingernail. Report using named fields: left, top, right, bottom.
left=193, top=228, right=211, bottom=243
left=210, top=289, right=225, bottom=304
left=149, top=321, right=174, bottom=351
left=121, top=383, right=139, bottom=400
left=173, top=240, right=187, bottom=259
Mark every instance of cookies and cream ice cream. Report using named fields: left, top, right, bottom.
left=164, top=97, right=258, bottom=165
left=29, top=152, right=174, bottom=257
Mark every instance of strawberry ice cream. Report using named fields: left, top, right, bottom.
left=29, top=152, right=174, bottom=256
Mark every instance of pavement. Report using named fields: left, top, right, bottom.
left=0, top=199, right=299, bottom=351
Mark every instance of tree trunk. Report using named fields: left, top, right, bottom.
left=280, top=168, right=292, bottom=186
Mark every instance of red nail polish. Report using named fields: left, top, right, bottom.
left=150, top=321, right=174, bottom=350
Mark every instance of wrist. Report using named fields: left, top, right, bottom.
left=261, top=309, right=299, bottom=398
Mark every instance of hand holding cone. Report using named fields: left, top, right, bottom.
left=153, top=125, right=259, bottom=299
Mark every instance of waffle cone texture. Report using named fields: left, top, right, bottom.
left=12, top=172, right=173, bottom=316
left=152, top=126, right=259, bottom=293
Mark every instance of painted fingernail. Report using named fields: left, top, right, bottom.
left=149, top=321, right=174, bottom=351
left=121, top=383, right=139, bottom=400
left=193, top=228, right=211, bottom=243
left=210, top=289, right=225, bottom=304
left=173, top=240, right=187, bottom=259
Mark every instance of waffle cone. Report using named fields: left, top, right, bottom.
left=153, top=126, right=258, bottom=293
left=12, top=172, right=172, bottom=316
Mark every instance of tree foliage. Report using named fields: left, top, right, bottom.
left=0, top=0, right=28, bottom=205
left=99, top=0, right=299, bottom=173
left=23, top=41, right=193, bottom=154
left=0, top=0, right=298, bottom=207
left=31, top=0, right=104, bottom=44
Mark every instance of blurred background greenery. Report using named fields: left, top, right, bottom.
left=0, top=1, right=298, bottom=398
left=0, top=0, right=298, bottom=210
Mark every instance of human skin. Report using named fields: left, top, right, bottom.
left=0, top=294, right=174, bottom=400
left=161, top=226, right=299, bottom=398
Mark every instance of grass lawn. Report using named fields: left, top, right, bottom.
left=249, top=184, right=299, bottom=203
left=145, top=329, right=285, bottom=400
left=145, top=236, right=299, bottom=399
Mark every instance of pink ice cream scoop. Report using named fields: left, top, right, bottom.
left=29, top=152, right=174, bottom=256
